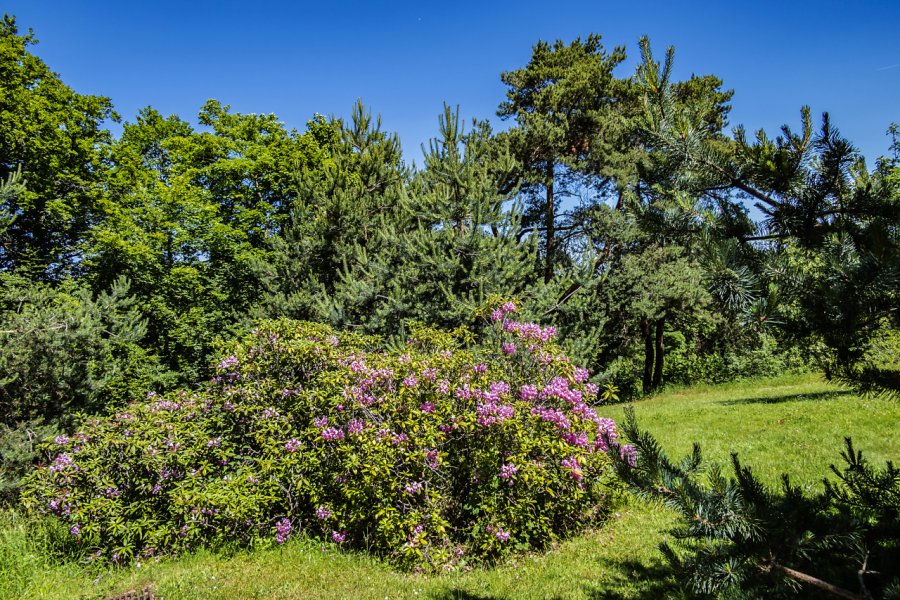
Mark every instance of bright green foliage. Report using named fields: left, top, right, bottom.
left=85, top=104, right=335, bottom=380
left=0, top=16, right=115, bottom=278
left=20, top=310, right=621, bottom=570
left=0, top=275, right=164, bottom=499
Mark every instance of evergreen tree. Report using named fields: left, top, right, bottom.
left=322, top=105, right=536, bottom=335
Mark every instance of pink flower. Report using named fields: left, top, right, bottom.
left=574, top=367, right=590, bottom=383
left=499, top=463, right=518, bottom=483
left=495, top=528, right=510, bottom=542
left=403, top=374, right=419, bottom=388
left=284, top=438, right=302, bottom=452
left=405, top=481, right=423, bottom=495
left=501, top=301, right=517, bottom=314
left=314, top=416, right=328, bottom=428
left=518, top=385, right=537, bottom=401
left=347, top=419, right=365, bottom=435
left=473, top=363, right=488, bottom=374
left=315, top=506, right=332, bottom=520
left=331, top=530, right=347, bottom=543
left=491, top=308, right=504, bottom=321
left=420, top=401, right=435, bottom=414
left=561, top=456, right=584, bottom=481
left=501, top=343, right=516, bottom=355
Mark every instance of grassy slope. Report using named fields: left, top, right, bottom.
left=3, top=373, right=898, bottom=600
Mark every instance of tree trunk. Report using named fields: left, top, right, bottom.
left=642, top=317, right=654, bottom=394
left=653, top=317, right=665, bottom=389
left=544, top=161, right=555, bottom=283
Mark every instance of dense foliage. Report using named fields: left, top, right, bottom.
left=20, top=310, right=625, bottom=570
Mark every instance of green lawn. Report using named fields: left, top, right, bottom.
left=2, top=372, right=897, bottom=600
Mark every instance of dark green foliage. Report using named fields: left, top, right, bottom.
left=607, top=408, right=900, bottom=599
left=0, top=275, right=165, bottom=499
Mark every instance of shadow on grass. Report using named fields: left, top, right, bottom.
left=720, top=389, right=853, bottom=406
left=428, top=591, right=503, bottom=600
left=582, top=557, right=678, bottom=600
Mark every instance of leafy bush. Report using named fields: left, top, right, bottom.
left=20, top=307, right=624, bottom=570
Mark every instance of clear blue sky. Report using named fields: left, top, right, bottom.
left=6, top=0, right=900, bottom=165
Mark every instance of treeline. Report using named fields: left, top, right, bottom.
left=1, top=17, right=898, bottom=496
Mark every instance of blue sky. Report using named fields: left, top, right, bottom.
left=6, top=0, right=900, bottom=166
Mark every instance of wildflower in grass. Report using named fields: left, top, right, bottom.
left=284, top=438, right=302, bottom=452
left=321, top=427, right=345, bottom=441
left=70, top=524, right=80, bottom=536
left=501, top=342, right=516, bottom=355
left=315, top=506, right=331, bottom=520
left=275, top=518, right=292, bottom=544
left=332, top=530, right=347, bottom=543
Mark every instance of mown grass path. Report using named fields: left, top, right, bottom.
left=2, top=373, right=897, bottom=599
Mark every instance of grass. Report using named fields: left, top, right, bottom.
left=2, top=372, right=897, bottom=599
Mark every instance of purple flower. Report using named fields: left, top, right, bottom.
left=437, top=379, right=450, bottom=394
left=501, top=343, right=516, bottom=355
left=69, top=524, right=80, bottom=536
left=499, top=463, right=518, bottom=483
left=491, top=308, right=504, bottom=321
left=473, top=363, right=488, bottom=374
left=561, top=456, right=584, bottom=481
left=325, top=335, right=340, bottom=347
left=321, top=427, right=345, bottom=442
left=419, top=401, right=435, bottom=414
left=405, top=481, right=424, bottom=495
left=284, top=438, right=302, bottom=452
left=217, top=355, right=239, bottom=370
left=331, top=530, right=347, bottom=543
left=315, top=506, right=332, bottom=520
left=501, top=301, right=517, bottom=314
left=53, top=435, right=69, bottom=445
left=620, top=444, right=637, bottom=467
left=495, top=528, right=510, bottom=542
left=518, top=384, right=537, bottom=401
left=574, top=367, right=590, bottom=383
left=402, top=374, right=419, bottom=388
left=206, top=437, right=221, bottom=448
left=151, top=483, right=163, bottom=495
left=275, top=518, right=292, bottom=544
left=476, top=401, right=515, bottom=426
left=425, top=448, right=439, bottom=470
left=347, top=419, right=365, bottom=435
left=103, top=487, right=121, bottom=498
left=50, top=453, right=74, bottom=473
left=314, top=416, right=328, bottom=428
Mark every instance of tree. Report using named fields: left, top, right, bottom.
left=635, top=39, right=900, bottom=386
left=498, top=34, right=627, bottom=282
left=322, top=105, right=537, bottom=335
left=0, top=15, right=115, bottom=278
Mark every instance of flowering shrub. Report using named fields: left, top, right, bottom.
left=20, top=304, right=627, bottom=570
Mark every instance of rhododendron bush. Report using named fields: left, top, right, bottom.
left=21, top=305, right=629, bottom=570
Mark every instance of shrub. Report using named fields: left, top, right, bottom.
left=20, top=306, right=624, bottom=570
